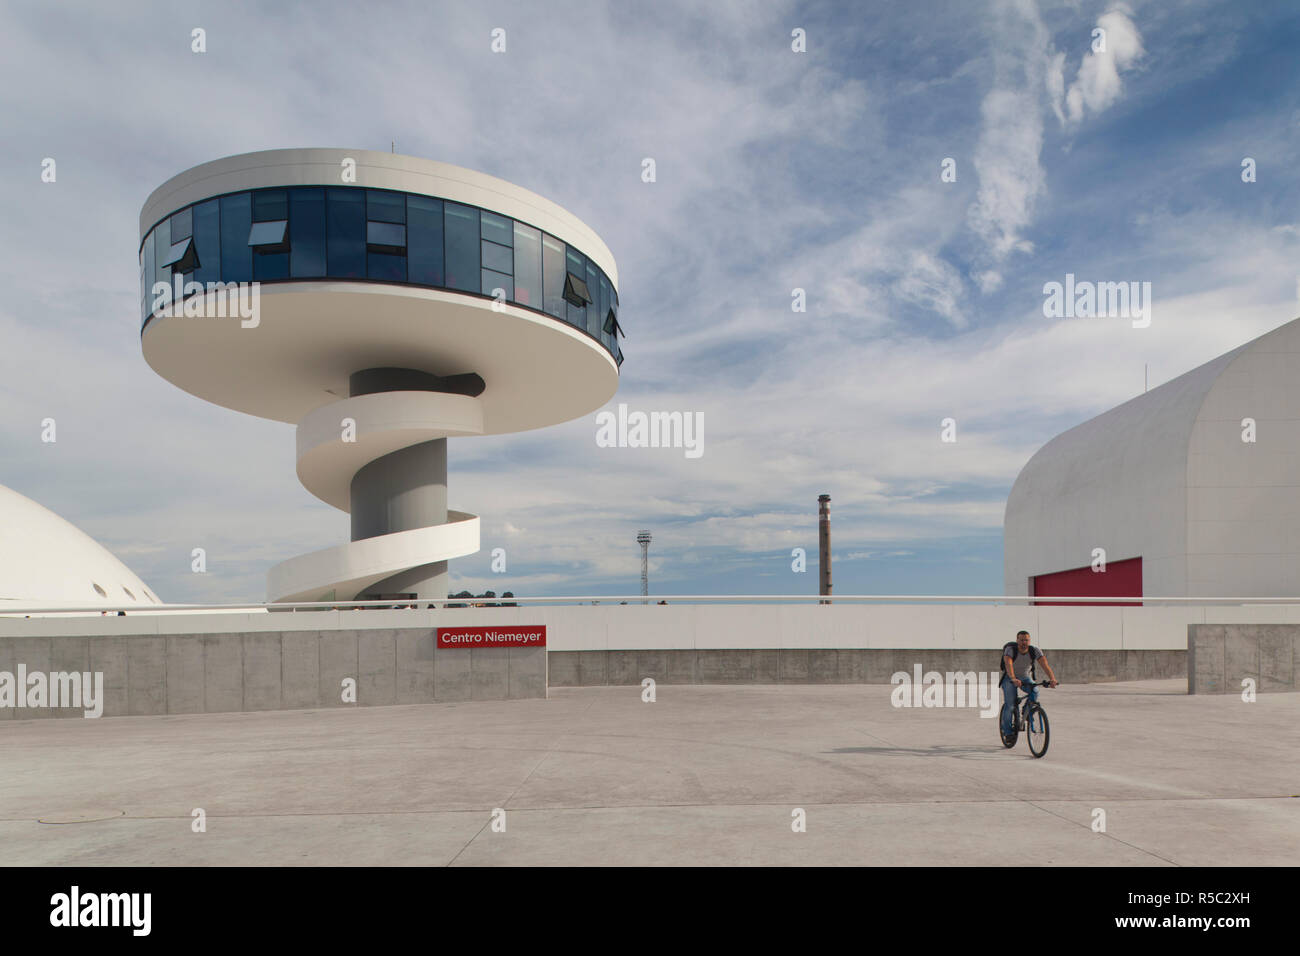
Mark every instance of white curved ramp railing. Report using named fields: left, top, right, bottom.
left=268, top=389, right=484, bottom=602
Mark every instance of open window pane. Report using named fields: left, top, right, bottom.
left=162, top=237, right=197, bottom=273
left=367, top=220, right=406, bottom=252
left=565, top=248, right=587, bottom=325
left=563, top=271, right=592, bottom=307
left=598, top=274, right=610, bottom=338
left=248, top=220, right=288, bottom=249
left=251, top=218, right=289, bottom=278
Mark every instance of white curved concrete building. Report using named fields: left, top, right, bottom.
left=139, top=149, right=623, bottom=603
left=1005, top=316, right=1300, bottom=600
left=0, top=484, right=161, bottom=610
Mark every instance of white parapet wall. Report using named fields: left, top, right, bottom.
left=6, top=602, right=1300, bottom=647
left=3, top=604, right=1296, bottom=712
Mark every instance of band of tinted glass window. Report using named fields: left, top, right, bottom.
left=139, top=186, right=622, bottom=366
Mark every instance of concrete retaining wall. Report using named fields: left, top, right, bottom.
left=548, top=648, right=1186, bottom=686
left=6, top=607, right=1300, bottom=718
left=0, top=627, right=546, bottom=720
left=1188, top=624, right=1300, bottom=694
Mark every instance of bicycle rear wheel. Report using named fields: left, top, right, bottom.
left=1026, top=703, right=1049, bottom=757
left=1000, top=703, right=1017, bottom=748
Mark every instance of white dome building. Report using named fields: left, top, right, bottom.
left=1005, top=316, right=1300, bottom=600
left=0, top=484, right=161, bottom=611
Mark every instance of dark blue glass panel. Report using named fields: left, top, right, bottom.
left=193, top=199, right=220, bottom=285
left=406, top=196, right=444, bottom=286
left=512, top=222, right=541, bottom=309
left=566, top=248, right=587, bottom=327
left=327, top=188, right=365, bottom=278
left=145, top=186, right=619, bottom=361
left=254, top=250, right=289, bottom=280
left=368, top=252, right=406, bottom=281
left=170, top=206, right=192, bottom=242
left=219, top=193, right=252, bottom=283
left=153, top=217, right=170, bottom=277
left=542, top=233, right=565, bottom=318
left=367, top=190, right=405, bottom=223
left=482, top=268, right=512, bottom=299
left=481, top=211, right=512, bottom=245
left=481, top=239, right=511, bottom=274
left=253, top=189, right=288, bottom=221
left=289, top=189, right=325, bottom=277
left=141, top=230, right=155, bottom=319
left=586, top=261, right=600, bottom=337
left=444, top=202, right=480, bottom=292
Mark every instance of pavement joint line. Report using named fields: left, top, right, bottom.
left=443, top=687, right=602, bottom=865
left=10, top=796, right=1297, bottom=823
left=1019, top=800, right=1182, bottom=866
left=847, top=722, right=1195, bottom=866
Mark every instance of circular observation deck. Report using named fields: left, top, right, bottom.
left=138, top=149, right=624, bottom=603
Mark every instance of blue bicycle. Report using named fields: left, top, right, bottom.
left=1000, top=680, right=1052, bottom=758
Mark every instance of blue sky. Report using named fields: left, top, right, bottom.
left=1, top=0, right=1298, bottom=602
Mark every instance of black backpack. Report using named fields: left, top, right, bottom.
left=1000, top=642, right=1037, bottom=680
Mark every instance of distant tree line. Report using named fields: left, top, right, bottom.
left=445, top=590, right=516, bottom=608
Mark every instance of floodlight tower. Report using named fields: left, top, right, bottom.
left=636, top=530, right=652, bottom=603
left=139, top=148, right=624, bottom=602
left=818, top=494, right=832, bottom=604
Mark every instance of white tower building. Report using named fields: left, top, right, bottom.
left=139, top=149, right=623, bottom=602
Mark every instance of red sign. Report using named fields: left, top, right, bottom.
left=436, top=626, right=546, bottom=648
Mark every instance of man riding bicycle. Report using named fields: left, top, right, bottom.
left=1001, top=630, right=1058, bottom=736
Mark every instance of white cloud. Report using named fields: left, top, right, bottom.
left=967, top=2, right=1145, bottom=285
left=1061, top=6, right=1146, bottom=125
left=966, top=0, right=1054, bottom=268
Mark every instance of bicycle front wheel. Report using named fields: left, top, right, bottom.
left=1026, top=703, right=1050, bottom=758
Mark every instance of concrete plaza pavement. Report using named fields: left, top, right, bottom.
left=1, top=680, right=1296, bottom=866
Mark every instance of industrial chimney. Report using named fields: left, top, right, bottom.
left=818, top=495, right=832, bottom=604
